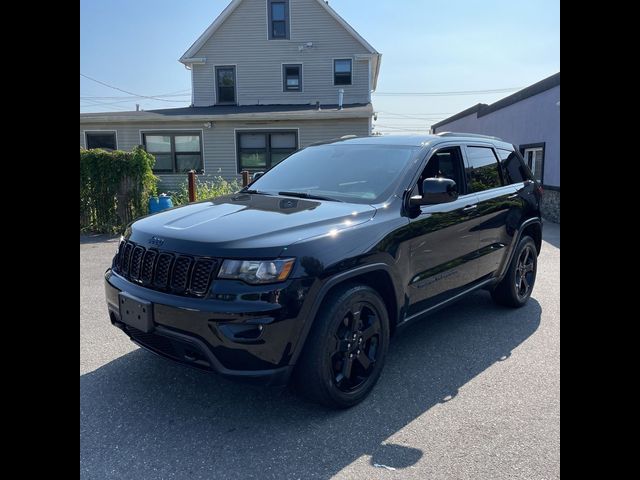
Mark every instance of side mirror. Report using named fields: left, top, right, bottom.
left=252, top=171, right=265, bottom=181
left=410, top=178, right=459, bottom=206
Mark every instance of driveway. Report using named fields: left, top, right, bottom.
left=80, top=222, right=559, bottom=479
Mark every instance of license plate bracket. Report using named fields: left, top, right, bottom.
left=118, top=292, right=153, bottom=333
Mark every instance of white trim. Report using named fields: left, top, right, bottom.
left=234, top=127, right=300, bottom=174
left=83, top=129, right=118, bottom=150
left=180, top=0, right=378, bottom=62
left=190, top=69, right=195, bottom=106
left=367, top=58, right=371, bottom=102
left=332, top=57, right=354, bottom=87
left=80, top=106, right=374, bottom=123
left=213, top=64, right=239, bottom=105
left=281, top=62, right=303, bottom=93
left=138, top=128, right=206, bottom=174
left=181, top=57, right=206, bottom=65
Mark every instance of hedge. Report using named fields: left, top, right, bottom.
left=80, top=146, right=157, bottom=233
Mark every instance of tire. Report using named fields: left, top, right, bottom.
left=293, top=283, right=390, bottom=409
left=491, top=235, right=538, bottom=308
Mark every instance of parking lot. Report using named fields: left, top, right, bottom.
left=80, top=222, right=559, bottom=480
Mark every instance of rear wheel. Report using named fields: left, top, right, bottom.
left=293, top=284, right=390, bottom=408
left=491, top=235, right=538, bottom=307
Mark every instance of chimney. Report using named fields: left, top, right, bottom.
left=338, top=89, right=344, bottom=110
left=136, top=104, right=140, bottom=111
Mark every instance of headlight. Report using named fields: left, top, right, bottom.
left=217, top=258, right=295, bottom=284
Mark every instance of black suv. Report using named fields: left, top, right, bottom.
left=105, top=133, right=542, bottom=408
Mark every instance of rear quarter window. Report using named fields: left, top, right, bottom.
left=497, top=148, right=533, bottom=184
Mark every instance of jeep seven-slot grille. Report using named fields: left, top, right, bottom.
left=113, top=240, right=218, bottom=297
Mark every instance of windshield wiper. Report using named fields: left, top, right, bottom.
left=278, top=191, right=343, bottom=202
left=242, top=189, right=273, bottom=195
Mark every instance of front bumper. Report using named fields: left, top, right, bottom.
left=105, top=269, right=313, bottom=386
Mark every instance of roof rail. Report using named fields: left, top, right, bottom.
left=436, top=131, right=504, bottom=141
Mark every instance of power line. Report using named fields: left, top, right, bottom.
left=373, top=87, right=521, bottom=96
left=80, top=94, right=190, bottom=100
left=81, top=98, right=133, bottom=111
left=80, top=73, right=190, bottom=103
left=376, top=111, right=454, bottom=119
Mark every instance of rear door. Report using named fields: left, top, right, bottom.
left=462, top=144, right=521, bottom=279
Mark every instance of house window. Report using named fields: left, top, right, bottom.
left=283, top=64, right=302, bottom=91
left=215, top=66, right=236, bottom=104
left=334, top=59, right=352, bottom=85
left=85, top=131, right=117, bottom=150
left=143, top=132, right=203, bottom=173
left=465, top=146, right=503, bottom=192
left=520, top=144, right=544, bottom=183
left=268, top=0, right=289, bottom=40
left=237, top=131, right=297, bottom=172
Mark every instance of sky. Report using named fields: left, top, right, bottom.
left=80, top=0, right=560, bottom=134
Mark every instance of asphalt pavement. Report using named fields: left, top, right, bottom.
left=80, top=222, right=560, bottom=479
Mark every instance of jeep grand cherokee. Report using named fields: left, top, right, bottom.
left=105, top=133, right=542, bottom=408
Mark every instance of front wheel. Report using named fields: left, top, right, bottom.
left=293, top=284, right=390, bottom=409
left=491, top=235, right=538, bottom=308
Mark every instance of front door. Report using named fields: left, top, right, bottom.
left=405, top=146, right=483, bottom=316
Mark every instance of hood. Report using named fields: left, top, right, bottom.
left=128, top=193, right=377, bottom=258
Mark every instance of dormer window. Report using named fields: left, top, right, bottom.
left=268, top=0, right=289, bottom=40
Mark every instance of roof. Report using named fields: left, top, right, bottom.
left=432, top=72, right=560, bottom=130
left=80, top=103, right=373, bottom=123
left=179, top=0, right=382, bottom=89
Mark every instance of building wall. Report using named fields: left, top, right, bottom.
left=433, top=86, right=560, bottom=188
left=190, top=0, right=372, bottom=107
left=81, top=117, right=370, bottom=191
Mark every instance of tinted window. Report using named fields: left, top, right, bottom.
left=416, top=147, right=465, bottom=195
left=466, top=146, right=502, bottom=192
left=249, top=144, right=418, bottom=204
left=497, top=148, right=531, bottom=184
left=86, top=132, right=116, bottom=150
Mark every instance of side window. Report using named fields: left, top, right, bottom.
left=497, top=148, right=532, bottom=184
left=465, top=146, right=503, bottom=192
left=415, top=146, right=465, bottom=196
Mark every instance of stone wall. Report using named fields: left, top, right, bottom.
left=541, top=189, right=560, bottom=223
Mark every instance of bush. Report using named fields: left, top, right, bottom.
left=170, top=176, right=242, bottom=206
left=80, top=146, right=157, bottom=233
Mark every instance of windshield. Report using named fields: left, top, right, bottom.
left=247, top=143, right=419, bottom=204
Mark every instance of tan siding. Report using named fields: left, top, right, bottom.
left=192, top=0, right=371, bottom=107
left=80, top=117, right=369, bottom=191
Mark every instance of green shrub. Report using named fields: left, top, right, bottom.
left=170, top=176, right=242, bottom=206
left=80, top=146, right=158, bottom=233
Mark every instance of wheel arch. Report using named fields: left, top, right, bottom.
left=289, top=264, right=401, bottom=366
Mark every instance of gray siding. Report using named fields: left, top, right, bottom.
left=80, top=117, right=369, bottom=192
left=191, top=0, right=371, bottom=107
left=433, top=86, right=560, bottom=187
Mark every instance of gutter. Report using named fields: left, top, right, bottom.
left=79, top=106, right=375, bottom=124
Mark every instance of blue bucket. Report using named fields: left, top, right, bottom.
left=148, top=196, right=160, bottom=214
left=158, top=194, right=173, bottom=210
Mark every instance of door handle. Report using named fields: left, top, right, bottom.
left=462, top=204, right=478, bottom=211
